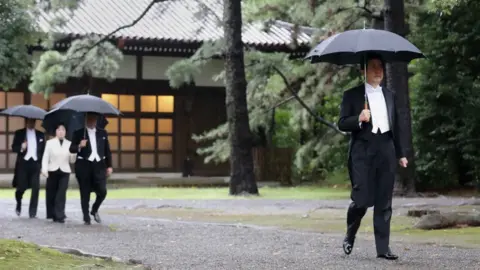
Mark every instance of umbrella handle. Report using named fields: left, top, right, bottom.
left=83, top=112, right=87, bottom=139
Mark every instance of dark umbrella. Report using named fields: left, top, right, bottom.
left=2, top=105, right=47, bottom=189
left=46, top=94, right=118, bottom=139
left=51, top=94, right=121, bottom=115
left=0, top=105, right=47, bottom=119
left=305, top=28, right=425, bottom=111
left=42, top=109, right=109, bottom=139
left=304, top=28, right=425, bottom=65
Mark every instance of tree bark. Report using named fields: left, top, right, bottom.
left=384, top=0, right=416, bottom=195
left=223, top=0, right=259, bottom=195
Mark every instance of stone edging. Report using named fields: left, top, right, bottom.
left=40, top=245, right=148, bottom=269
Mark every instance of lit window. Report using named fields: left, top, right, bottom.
left=157, top=96, right=174, bottom=113
left=141, top=95, right=156, bottom=112
left=101, top=94, right=118, bottom=108
left=119, top=95, right=135, bottom=112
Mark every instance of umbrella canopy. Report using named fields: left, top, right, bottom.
left=0, top=105, right=47, bottom=120
left=42, top=109, right=109, bottom=139
left=51, top=94, right=121, bottom=115
left=304, top=29, right=425, bottom=65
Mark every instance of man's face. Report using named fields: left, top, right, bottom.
left=86, top=115, right=97, bottom=128
left=26, top=119, right=35, bottom=129
left=365, top=58, right=384, bottom=86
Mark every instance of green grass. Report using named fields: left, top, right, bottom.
left=0, top=186, right=350, bottom=200
left=0, top=239, right=136, bottom=269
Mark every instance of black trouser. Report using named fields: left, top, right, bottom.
left=46, top=169, right=70, bottom=220
left=15, top=159, right=41, bottom=217
left=346, top=131, right=396, bottom=255
left=75, top=160, right=107, bottom=222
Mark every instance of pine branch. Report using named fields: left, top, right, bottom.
left=61, top=0, right=167, bottom=64
left=270, top=65, right=346, bottom=135
left=265, top=95, right=296, bottom=112
left=335, top=1, right=383, bottom=20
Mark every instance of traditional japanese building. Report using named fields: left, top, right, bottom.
left=0, top=0, right=310, bottom=174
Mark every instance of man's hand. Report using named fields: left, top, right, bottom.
left=399, top=157, right=408, bottom=168
left=359, top=109, right=371, bottom=123
left=106, top=167, right=113, bottom=177
left=21, top=141, right=27, bottom=152
left=41, top=171, right=48, bottom=178
left=79, top=139, right=88, bottom=148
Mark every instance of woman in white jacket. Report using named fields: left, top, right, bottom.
left=41, top=123, right=75, bottom=223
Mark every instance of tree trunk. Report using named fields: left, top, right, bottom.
left=223, top=0, right=258, bottom=195
left=384, top=0, right=416, bottom=195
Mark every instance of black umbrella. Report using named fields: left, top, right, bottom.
left=42, top=109, right=109, bottom=139
left=304, top=28, right=425, bottom=65
left=0, top=105, right=47, bottom=119
left=51, top=94, right=121, bottom=115
left=304, top=27, right=425, bottom=113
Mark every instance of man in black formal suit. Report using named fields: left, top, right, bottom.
left=69, top=113, right=112, bottom=225
left=337, top=54, right=408, bottom=260
left=11, top=118, right=46, bottom=218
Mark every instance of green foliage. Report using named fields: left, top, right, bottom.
left=427, top=0, right=467, bottom=13
left=272, top=109, right=300, bottom=148
left=0, top=0, right=38, bottom=90
left=0, top=0, right=123, bottom=97
left=29, top=36, right=123, bottom=97
left=0, top=0, right=87, bottom=91
left=409, top=0, right=480, bottom=189
left=166, top=41, right=225, bottom=88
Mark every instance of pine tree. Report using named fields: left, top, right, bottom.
left=223, top=0, right=258, bottom=195
left=384, top=0, right=416, bottom=195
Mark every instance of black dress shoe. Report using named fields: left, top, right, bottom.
left=29, top=215, right=36, bottom=219
left=342, top=238, right=354, bottom=255
left=15, top=204, right=21, bottom=216
left=91, top=212, right=101, bottom=223
left=84, top=220, right=91, bottom=225
left=377, top=251, right=399, bottom=260
left=54, top=219, right=65, bottom=224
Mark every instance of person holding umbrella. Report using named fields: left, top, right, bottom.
left=304, top=28, right=425, bottom=259
left=338, top=53, right=407, bottom=260
left=69, top=113, right=112, bottom=225
left=1, top=105, right=47, bottom=218
left=47, top=94, right=119, bottom=225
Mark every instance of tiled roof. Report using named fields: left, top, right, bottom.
left=36, top=0, right=311, bottom=48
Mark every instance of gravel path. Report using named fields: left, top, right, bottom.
left=0, top=197, right=479, bottom=270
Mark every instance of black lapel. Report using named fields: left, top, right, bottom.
left=85, top=128, right=93, bottom=153
left=382, top=88, right=394, bottom=124
left=21, top=128, right=27, bottom=139
left=95, top=130, right=101, bottom=152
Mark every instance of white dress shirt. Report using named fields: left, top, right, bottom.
left=87, top=127, right=101, bottom=162
left=366, top=83, right=390, bottom=134
left=42, top=138, right=75, bottom=174
left=24, top=128, right=38, bottom=161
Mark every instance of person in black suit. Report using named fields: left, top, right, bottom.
left=337, top=54, right=408, bottom=260
left=69, top=113, right=112, bottom=225
left=11, top=118, right=46, bottom=218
